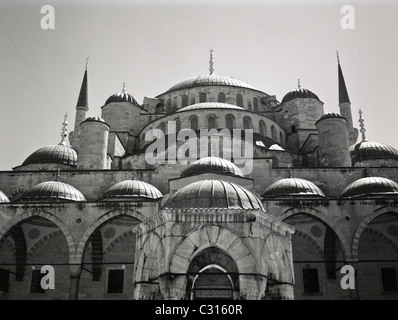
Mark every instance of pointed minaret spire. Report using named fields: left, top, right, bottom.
left=209, top=49, right=214, bottom=75
left=337, top=52, right=350, bottom=104
left=59, top=113, right=68, bottom=145
left=358, top=108, right=367, bottom=142
left=76, top=58, right=89, bottom=109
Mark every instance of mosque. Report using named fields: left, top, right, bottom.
left=0, top=51, right=397, bottom=300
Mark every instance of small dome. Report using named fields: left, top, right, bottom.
left=262, top=178, right=326, bottom=198
left=181, top=157, right=244, bottom=178
left=0, top=190, right=10, bottom=203
left=21, top=181, right=86, bottom=202
left=101, top=179, right=162, bottom=201
left=163, top=179, right=264, bottom=210
left=160, top=74, right=264, bottom=95
left=177, top=102, right=244, bottom=113
left=349, top=141, right=398, bottom=164
left=105, top=89, right=140, bottom=107
left=22, top=144, right=77, bottom=167
left=341, top=177, right=398, bottom=198
left=80, top=116, right=109, bottom=125
left=281, top=88, right=321, bottom=104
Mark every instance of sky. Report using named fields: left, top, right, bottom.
left=0, top=0, right=397, bottom=170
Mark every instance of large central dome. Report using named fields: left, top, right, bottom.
left=160, top=74, right=265, bottom=95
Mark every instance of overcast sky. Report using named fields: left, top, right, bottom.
left=0, top=0, right=397, bottom=170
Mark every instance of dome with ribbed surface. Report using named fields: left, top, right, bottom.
left=177, top=102, right=244, bottom=113
left=0, top=190, right=10, bottom=203
left=22, top=144, right=77, bottom=166
left=160, top=74, right=264, bottom=95
left=101, top=179, right=162, bottom=201
left=80, top=116, right=109, bottom=125
left=105, top=90, right=140, bottom=107
left=181, top=157, right=244, bottom=178
left=341, top=177, right=398, bottom=198
left=349, top=141, right=398, bottom=164
left=281, top=88, right=321, bottom=104
left=163, top=179, right=264, bottom=210
left=21, top=181, right=86, bottom=202
left=262, top=178, right=326, bottom=198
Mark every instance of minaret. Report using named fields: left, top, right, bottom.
left=69, top=58, right=89, bottom=151
left=337, top=52, right=358, bottom=146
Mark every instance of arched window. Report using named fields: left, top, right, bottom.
left=226, top=115, right=235, bottom=130
left=236, top=94, right=243, bottom=107
left=271, top=125, right=277, bottom=141
left=155, top=103, right=163, bottom=114
left=243, top=116, right=253, bottom=130
left=259, top=120, right=267, bottom=136
left=279, top=132, right=284, bottom=146
left=208, top=116, right=216, bottom=129
left=253, top=97, right=258, bottom=111
left=199, top=92, right=207, bottom=103
left=166, top=99, right=172, bottom=113
left=174, top=118, right=181, bottom=134
left=218, top=92, right=225, bottom=103
left=191, top=96, right=196, bottom=105
left=190, top=116, right=198, bottom=131
left=248, top=102, right=252, bottom=111
left=181, top=95, right=188, bottom=108
left=158, top=122, right=166, bottom=134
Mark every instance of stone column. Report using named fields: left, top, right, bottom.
left=69, top=265, right=82, bottom=300
left=268, top=284, right=294, bottom=300
left=239, top=275, right=266, bottom=300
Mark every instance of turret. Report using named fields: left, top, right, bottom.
left=77, top=116, right=110, bottom=169
left=315, top=113, right=351, bottom=167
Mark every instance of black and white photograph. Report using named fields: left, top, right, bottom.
left=0, top=0, right=397, bottom=305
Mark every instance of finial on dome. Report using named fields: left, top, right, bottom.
left=122, top=82, right=126, bottom=93
left=85, top=57, right=89, bottom=70
left=336, top=50, right=340, bottom=63
left=297, top=79, right=301, bottom=90
left=288, top=164, right=292, bottom=178
left=59, top=113, right=68, bottom=145
left=132, top=168, right=136, bottom=180
left=209, top=49, right=214, bottom=75
left=358, top=108, right=367, bottom=142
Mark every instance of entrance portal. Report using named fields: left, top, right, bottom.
left=186, top=247, right=239, bottom=300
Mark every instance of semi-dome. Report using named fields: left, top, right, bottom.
left=163, top=179, right=264, bottom=210
left=81, top=116, right=109, bottom=125
left=21, top=181, right=86, bottom=202
left=22, top=144, right=77, bottom=166
left=281, top=88, right=321, bottom=104
left=341, top=177, right=398, bottom=198
left=181, top=157, right=244, bottom=178
left=177, top=102, right=244, bottom=113
left=0, top=190, right=10, bottom=203
left=349, top=141, right=398, bottom=164
left=105, top=84, right=140, bottom=107
left=160, top=74, right=265, bottom=95
left=262, top=178, right=326, bottom=198
left=101, top=179, right=162, bottom=201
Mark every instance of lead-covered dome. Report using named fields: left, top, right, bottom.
left=163, top=179, right=264, bottom=210
left=181, top=157, right=244, bottom=178
left=0, top=190, right=10, bottom=203
left=177, top=102, right=244, bottom=113
left=161, top=74, right=264, bottom=95
left=105, top=84, right=141, bottom=107
left=341, top=177, right=398, bottom=198
left=281, top=88, right=321, bottom=104
left=262, top=178, right=326, bottom=198
left=101, top=179, right=162, bottom=201
left=22, top=144, right=77, bottom=167
left=349, top=141, right=398, bottom=164
left=21, top=181, right=86, bottom=202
